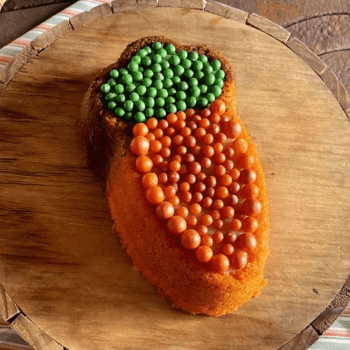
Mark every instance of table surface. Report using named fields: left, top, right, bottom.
left=0, top=1, right=349, bottom=350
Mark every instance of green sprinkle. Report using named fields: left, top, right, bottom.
left=188, top=51, right=199, bottom=61
left=145, top=108, right=154, bottom=118
left=193, top=61, right=203, bottom=71
left=198, top=55, right=208, bottom=64
left=186, top=96, right=196, bottom=108
left=197, top=97, right=208, bottom=108
left=145, top=97, right=155, bottom=108
left=176, top=91, right=186, bottom=101
left=215, top=78, right=224, bottom=88
left=166, top=96, right=175, bottom=104
left=110, top=69, right=119, bottom=79
left=167, top=104, right=177, bottom=113
left=190, top=86, right=200, bottom=97
left=203, top=63, right=213, bottom=75
left=182, top=59, right=192, bottom=70
left=184, top=69, right=194, bottom=79
left=130, top=92, right=140, bottom=102
left=168, top=87, right=176, bottom=95
left=147, top=87, right=157, bottom=98
left=124, top=100, right=134, bottom=111
left=152, top=42, right=162, bottom=50
left=115, top=107, right=125, bottom=117
left=215, top=70, right=225, bottom=79
left=137, top=49, right=147, bottom=58
left=133, top=71, right=143, bottom=82
left=156, top=97, right=165, bottom=107
left=128, top=62, right=139, bottom=72
left=161, top=61, right=170, bottom=70
left=156, top=108, right=167, bottom=118
left=136, top=85, right=147, bottom=96
left=211, top=85, right=222, bottom=97
left=141, top=56, right=152, bottom=67
left=166, top=44, right=176, bottom=55
left=173, top=65, right=185, bottom=77
left=125, top=112, right=133, bottom=121
left=142, top=78, right=152, bottom=88
left=122, top=74, right=133, bottom=85
left=153, top=54, right=162, bottom=64
left=178, top=50, right=188, bottom=60
left=157, top=48, right=167, bottom=59
left=152, top=63, right=162, bottom=73
left=178, top=81, right=189, bottom=91
left=158, top=89, right=168, bottom=99
left=108, top=101, right=117, bottom=110
left=153, top=80, right=163, bottom=90
left=101, top=84, right=111, bottom=93
left=135, top=112, right=146, bottom=122
left=172, top=76, right=181, bottom=84
left=188, top=77, right=198, bottom=87
left=194, top=71, right=205, bottom=81
left=144, top=69, right=154, bottom=79
left=131, top=55, right=141, bottom=64
left=154, top=73, right=164, bottom=80
left=205, top=74, right=215, bottom=86
left=205, top=93, right=215, bottom=103
left=117, top=94, right=126, bottom=103
left=176, top=100, right=186, bottom=111
left=163, top=68, right=174, bottom=79
left=125, top=83, right=136, bottom=93
left=163, top=78, right=173, bottom=89
left=199, top=85, right=208, bottom=94
left=107, top=78, right=117, bottom=87
left=106, top=92, right=117, bottom=101
left=169, top=55, right=181, bottom=66
left=135, top=100, right=146, bottom=111
left=120, top=68, right=128, bottom=75
left=211, top=59, right=221, bottom=71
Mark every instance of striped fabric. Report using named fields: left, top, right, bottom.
left=0, top=1, right=349, bottom=349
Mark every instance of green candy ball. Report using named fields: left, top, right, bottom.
left=141, top=56, right=152, bottom=67
left=115, top=107, right=125, bottom=117
left=197, top=97, right=208, bottom=108
left=135, top=100, right=146, bottom=111
left=188, top=51, right=198, bottom=61
left=135, top=112, right=146, bottom=122
left=136, top=85, right=147, bottom=96
left=194, top=71, right=205, bottom=81
left=131, top=55, right=141, bottom=64
left=167, top=104, right=177, bottom=113
left=119, top=68, right=128, bottom=75
left=158, top=89, right=169, bottom=99
left=173, top=65, right=185, bottom=77
left=142, top=78, right=152, bottom=88
left=206, top=93, right=215, bottom=104
left=153, top=54, right=162, bottom=64
left=163, top=78, right=173, bottom=89
left=105, top=92, right=117, bottom=101
left=199, top=84, right=208, bottom=94
left=176, top=91, right=186, bottom=101
left=178, top=50, right=188, bottom=60
left=193, top=61, right=203, bottom=71
left=133, top=71, right=143, bottom=82
left=153, top=80, right=163, bottom=90
left=172, top=76, right=181, bottom=84
left=184, top=69, right=194, bottom=79
left=107, top=78, right=117, bottom=87
left=169, top=55, right=181, bottom=66
left=161, top=60, right=170, bottom=70
left=166, top=44, right=176, bottom=55
left=110, top=69, right=119, bottom=79
left=147, top=87, right=157, bottom=98
left=163, top=68, right=174, bottom=79
left=125, top=83, right=136, bottom=93
left=145, top=108, right=154, bottom=118
left=166, top=96, right=175, bottom=104
left=152, top=42, right=162, bottom=50
left=157, top=48, right=167, bottom=59
left=122, top=74, right=133, bottom=85
left=144, top=46, right=152, bottom=54
left=137, top=49, right=147, bottom=58
left=116, top=94, right=126, bottom=103
left=125, top=112, right=133, bottom=121
left=101, top=84, right=111, bottom=94
left=154, top=73, right=164, bottom=80
left=177, top=81, right=189, bottom=91
left=145, top=97, right=155, bottom=108
left=129, top=92, right=140, bottom=102
left=156, top=108, right=167, bottom=118
left=128, top=62, right=139, bottom=72
left=211, top=59, right=221, bottom=71
left=215, top=78, right=224, bottom=88
left=198, top=55, right=208, bottom=64
left=182, top=59, right=192, bottom=70
left=211, top=85, right=222, bottom=97
left=186, top=96, right=196, bottom=108
left=168, top=87, right=176, bottom=95
left=205, top=74, right=215, bottom=86
left=188, top=77, right=198, bottom=87
left=190, top=86, right=200, bottom=98
left=124, top=100, right=134, bottom=112
left=156, top=97, right=165, bottom=107
left=144, top=69, right=154, bottom=79
left=152, top=63, right=162, bottom=73
left=203, top=63, right=213, bottom=75
left=215, top=70, right=225, bottom=79
left=176, top=100, right=187, bottom=111
left=108, top=101, right=117, bottom=110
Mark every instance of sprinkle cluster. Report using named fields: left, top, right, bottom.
left=130, top=99, right=262, bottom=274
left=101, top=42, right=225, bottom=123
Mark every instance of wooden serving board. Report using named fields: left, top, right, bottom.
left=0, top=4, right=350, bottom=350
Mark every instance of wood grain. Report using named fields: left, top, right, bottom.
left=111, top=0, right=137, bottom=13
left=277, top=326, right=319, bottom=350
left=0, top=6, right=350, bottom=350
left=69, top=4, right=112, bottom=30
left=0, top=284, right=20, bottom=322
left=158, top=0, right=203, bottom=9
left=204, top=0, right=248, bottom=24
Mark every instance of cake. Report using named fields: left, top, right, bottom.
left=79, top=36, right=270, bottom=317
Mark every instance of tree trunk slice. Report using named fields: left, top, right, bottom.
left=0, top=4, right=350, bottom=350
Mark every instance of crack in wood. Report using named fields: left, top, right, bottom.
left=284, top=12, right=350, bottom=28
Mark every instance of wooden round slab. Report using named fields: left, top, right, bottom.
left=0, top=5, right=350, bottom=350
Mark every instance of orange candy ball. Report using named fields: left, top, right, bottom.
left=150, top=140, right=162, bottom=154
left=189, top=203, right=202, bottom=215
left=133, top=123, right=149, bottom=137
left=241, top=184, right=260, bottom=199
left=241, top=216, right=259, bottom=233
left=147, top=118, right=158, bottom=130
left=146, top=185, right=164, bottom=204
left=211, top=254, right=230, bottom=273
left=236, top=233, right=257, bottom=252
left=175, top=206, right=189, bottom=219
left=230, top=250, right=248, bottom=270
left=230, top=218, right=242, bottom=231
left=201, top=235, right=213, bottom=246
left=164, top=185, right=177, bottom=198
left=141, top=172, right=158, bottom=188
left=181, top=229, right=201, bottom=249
left=210, top=99, right=226, bottom=116
left=156, top=201, right=174, bottom=219
left=130, top=136, right=150, bottom=156
left=237, top=153, right=255, bottom=169
left=241, top=199, right=262, bottom=217
left=215, top=186, right=229, bottom=199
left=222, top=243, right=234, bottom=256
left=232, top=138, right=248, bottom=154
left=201, top=214, right=213, bottom=227
left=167, top=216, right=187, bottom=235
left=195, top=245, right=213, bottom=263
left=136, top=155, right=153, bottom=173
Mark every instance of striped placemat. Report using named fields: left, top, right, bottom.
left=0, top=1, right=349, bottom=349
